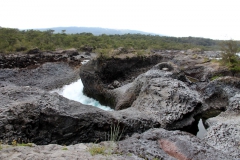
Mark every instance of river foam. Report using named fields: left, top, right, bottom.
left=51, top=79, right=113, bottom=111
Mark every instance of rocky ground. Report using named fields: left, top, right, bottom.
left=0, top=49, right=240, bottom=159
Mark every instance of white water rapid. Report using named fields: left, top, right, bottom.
left=51, top=79, right=113, bottom=111
left=51, top=60, right=113, bottom=111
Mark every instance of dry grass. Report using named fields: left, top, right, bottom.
left=89, top=145, right=107, bottom=156
left=0, top=139, right=33, bottom=150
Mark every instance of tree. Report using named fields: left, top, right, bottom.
left=220, top=40, right=240, bottom=76
left=61, top=30, right=66, bottom=34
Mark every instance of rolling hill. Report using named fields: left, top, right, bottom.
left=36, top=27, right=162, bottom=36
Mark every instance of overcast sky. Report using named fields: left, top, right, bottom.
left=0, top=0, right=239, bottom=40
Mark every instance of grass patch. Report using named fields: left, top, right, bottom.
left=186, top=75, right=199, bottom=83
left=88, top=122, right=125, bottom=156
left=211, top=59, right=221, bottom=63
left=192, top=54, right=198, bottom=59
left=106, top=122, right=125, bottom=142
left=95, top=48, right=113, bottom=59
left=136, top=50, right=149, bottom=56
left=210, top=74, right=222, bottom=81
left=0, top=139, right=33, bottom=150
left=127, top=153, right=132, bottom=156
left=62, top=145, right=68, bottom=150
left=89, top=145, right=106, bottom=156
left=203, top=57, right=210, bottom=63
left=11, top=139, right=33, bottom=147
left=17, top=143, right=33, bottom=147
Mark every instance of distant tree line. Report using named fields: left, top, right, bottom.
left=0, top=27, right=236, bottom=54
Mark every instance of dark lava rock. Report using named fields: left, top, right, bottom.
left=0, top=82, right=160, bottom=145
left=79, top=45, right=94, bottom=53
left=0, top=49, right=83, bottom=69
left=0, top=53, right=163, bottom=145
left=81, top=59, right=204, bottom=130
left=0, top=62, right=81, bottom=90
left=202, top=76, right=240, bottom=111
left=27, top=48, right=41, bottom=54
left=0, top=83, right=114, bottom=145
left=118, top=128, right=235, bottom=160
left=130, top=76, right=202, bottom=129
left=80, top=55, right=169, bottom=108
left=112, top=62, right=203, bottom=129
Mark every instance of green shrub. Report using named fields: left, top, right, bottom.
left=136, top=50, right=145, bottom=56
left=220, top=40, right=240, bottom=76
left=95, top=48, right=113, bottom=59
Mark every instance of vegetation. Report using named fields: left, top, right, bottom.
left=89, top=145, right=107, bottom=156
left=12, top=139, right=33, bottom=147
left=61, top=144, right=68, bottom=150
left=220, top=40, right=240, bottom=76
left=0, top=27, right=226, bottom=54
left=88, top=122, right=124, bottom=156
left=203, top=57, right=210, bottom=63
left=106, top=122, right=124, bottom=142
left=0, top=139, right=33, bottom=150
left=210, top=74, right=223, bottom=81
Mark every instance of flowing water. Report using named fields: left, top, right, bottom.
left=196, top=119, right=207, bottom=138
left=51, top=60, right=113, bottom=111
left=51, top=79, right=113, bottom=111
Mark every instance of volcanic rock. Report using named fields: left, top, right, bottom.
left=118, top=128, right=235, bottom=160
left=80, top=54, right=167, bottom=107
left=202, top=76, right=240, bottom=111
left=113, top=62, right=203, bottom=129
left=0, top=62, right=81, bottom=90
left=203, top=94, right=240, bottom=159
left=0, top=82, right=116, bottom=145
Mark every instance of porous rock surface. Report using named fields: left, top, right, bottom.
left=118, top=128, right=235, bottom=160
left=80, top=51, right=230, bottom=111
left=0, top=128, right=236, bottom=160
left=0, top=142, right=141, bottom=160
left=113, top=62, right=203, bottom=129
left=0, top=82, right=115, bottom=145
left=202, top=76, right=240, bottom=110
left=80, top=54, right=168, bottom=107
left=0, top=49, right=93, bottom=90
left=0, top=82, right=160, bottom=145
left=0, top=48, right=92, bottom=69
left=204, top=94, right=240, bottom=159
left=0, top=62, right=80, bottom=90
